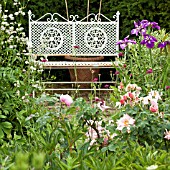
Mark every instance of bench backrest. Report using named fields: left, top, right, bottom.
left=28, top=11, right=120, bottom=56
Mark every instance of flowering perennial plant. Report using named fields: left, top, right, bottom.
left=108, top=83, right=170, bottom=149
left=116, top=114, right=135, bottom=133
left=60, top=94, right=73, bottom=107
left=115, top=20, right=170, bottom=91
left=0, top=0, right=43, bottom=139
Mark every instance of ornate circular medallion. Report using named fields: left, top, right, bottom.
left=40, top=28, right=63, bottom=50
left=84, top=27, right=107, bottom=50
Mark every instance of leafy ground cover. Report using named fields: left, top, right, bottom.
left=0, top=1, right=170, bottom=170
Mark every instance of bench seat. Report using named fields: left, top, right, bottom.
left=38, top=61, right=114, bottom=69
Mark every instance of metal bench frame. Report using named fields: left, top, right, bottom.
left=28, top=11, right=120, bottom=91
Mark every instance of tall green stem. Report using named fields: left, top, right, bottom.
left=149, top=49, right=153, bottom=69
left=162, top=53, right=170, bottom=89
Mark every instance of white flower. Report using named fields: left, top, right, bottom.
left=32, top=84, right=39, bottom=88
left=9, top=26, right=14, bottom=31
left=9, top=45, right=14, bottom=49
left=146, top=165, right=158, bottom=170
left=30, top=66, right=36, bottom=71
left=97, top=100, right=111, bottom=111
left=2, top=21, right=8, bottom=25
left=164, top=129, right=170, bottom=140
left=9, top=14, right=14, bottom=20
left=22, top=96, right=26, bottom=100
left=14, top=81, right=20, bottom=87
left=1, top=26, right=5, bottom=31
left=141, top=96, right=150, bottom=105
left=148, top=90, right=162, bottom=101
left=16, top=90, right=20, bottom=96
left=115, top=102, right=121, bottom=108
left=14, top=12, right=19, bottom=16
left=27, top=40, right=32, bottom=49
left=19, top=27, right=24, bottom=31
left=37, top=69, right=44, bottom=72
left=21, top=12, right=25, bottom=16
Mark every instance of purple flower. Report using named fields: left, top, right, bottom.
left=158, top=41, right=170, bottom=48
left=150, top=22, right=160, bottom=30
left=115, top=71, right=120, bottom=75
left=94, top=97, right=101, bottom=102
left=166, top=86, right=170, bottom=90
left=131, top=20, right=160, bottom=36
left=104, top=84, right=110, bottom=88
left=118, top=52, right=124, bottom=57
left=116, top=36, right=136, bottom=50
left=41, top=59, right=48, bottom=62
left=73, top=45, right=80, bottom=49
left=93, top=77, right=98, bottom=82
left=158, top=42, right=167, bottom=48
left=131, top=20, right=148, bottom=36
left=140, top=20, right=150, bottom=27
left=167, top=41, right=170, bottom=45
left=140, top=34, right=157, bottom=48
left=123, top=64, right=127, bottom=68
left=146, top=68, right=153, bottom=74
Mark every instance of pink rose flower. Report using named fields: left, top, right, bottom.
left=116, top=114, right=135, bottom=132
left=93, top=78, right=98, bottom=82
left=120, top=98, right=125, bottom=105
left=149, top=100, right=158, bottom=113
left=166, top=86, right=170, bottom=90
left=146, top=68, right=153, bottom=74
left=128, top=92, right=134, bottom=99
left=150, top=105, right=158, bottom=112
left=60, top=94, right=73, bottom=107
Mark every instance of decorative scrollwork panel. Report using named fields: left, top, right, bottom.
left=30, top=23, right=73, bottom=55
left=74, top=23, right=117, bottom=56
left=29, top=11, right=119, bottom=56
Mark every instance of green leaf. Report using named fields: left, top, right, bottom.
left=108, top=144, right=117, bottom=151
left=0, top=115, right=7, bottom=119
left=1, top=122, right=12, bottom=129
left=0, top=128, right=4, bottom=138
left=101, top=147, right=108, bottom=152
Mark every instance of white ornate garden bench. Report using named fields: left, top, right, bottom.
left=28, top=11, right=120, bottom=91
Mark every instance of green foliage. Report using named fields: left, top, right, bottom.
left=114, top=26, right=170, bottom=92
left=0, top=1, right=170, bottom=169
left=0, top=0, right=43, bottom=141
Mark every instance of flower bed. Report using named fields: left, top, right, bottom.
left=0, top=1, right=170, bottom=169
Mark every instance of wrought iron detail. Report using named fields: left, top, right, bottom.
left=85, top=27, right=107, bottom=50
left=40, top=28, right=63, bottom=50
left=28, top=10, right=68, bottom=22
left=29, top=11, right=120, bottom=56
